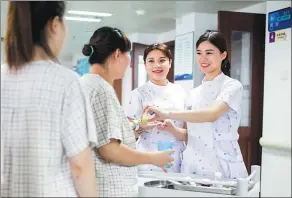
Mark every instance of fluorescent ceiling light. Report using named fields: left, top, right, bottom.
left=68, top=10, right=112, bottom=17
left=65, top=16, right=101, bottom=22
left=135, top=9, right=145, bottom=15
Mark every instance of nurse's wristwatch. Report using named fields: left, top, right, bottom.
left=132, top=119, right=140, bottom=131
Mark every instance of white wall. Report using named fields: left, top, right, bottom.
left=128, top=29, right=175, bottom=45
left=157, top=29, right=176, bottom=43
left=260, top=1, right=291, bottom=197
left=128, top=32, right=158, bottom=45
left=236, top=2, right=266, bottom=14
left=193, top=12, right=217, bottom=87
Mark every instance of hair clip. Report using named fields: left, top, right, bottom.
left=90, top=45, right=94, bottom=57
left=113, top=29, right=122, bottom=38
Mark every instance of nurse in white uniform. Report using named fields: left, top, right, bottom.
left=125, top=43, right=186, bottom=173
left=146, top=31, right=248, bottom=179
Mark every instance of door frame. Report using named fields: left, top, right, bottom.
left=218, top=11, right=266, bottom=172
left=164, top=40, right=175, bottom=83
left=131, top=42, right=149, bottom=90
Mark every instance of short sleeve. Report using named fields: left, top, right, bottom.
left=184, top=88, right=196, bottom=111
left=216, top=80, right=243, bottom=113
left=177, top=87, right=189, bottom=110
left=90, top=89, right=123, bottom=148
left=124, top=89, right=143, bottom=120
left=61, top=79, right=98, bottom=158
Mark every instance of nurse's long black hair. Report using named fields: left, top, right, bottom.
left=196, top=30, right=230, bottom=76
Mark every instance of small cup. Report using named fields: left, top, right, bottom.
left=157, top=140, right=174, bottom=168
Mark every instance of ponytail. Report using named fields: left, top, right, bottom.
left=5, top=1, right=34, bottom=69
left=221, top=56, right=230, bottom=76
left=4, top=1, right=65, bottom=70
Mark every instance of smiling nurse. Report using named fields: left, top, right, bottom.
left=125, top=43, right=186, bottom=173
left=146, top=31, right=248, bottom=179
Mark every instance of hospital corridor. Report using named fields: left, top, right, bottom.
left=1, top=1, right=291, bottom=197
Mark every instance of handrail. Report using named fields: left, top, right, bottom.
left=259, top=137, right=291, bottom=152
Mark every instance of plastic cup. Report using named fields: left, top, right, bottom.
left=157, top=140, right=174, bottom=168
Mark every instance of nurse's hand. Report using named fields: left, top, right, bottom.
left=139, top=121, right=160, bottom=131
left=157, top=119, right=176, bottom=134
left=150, top=150, right=175, bottom=172
left=144, top=106, right=169, bottom=121
left=135, top=121, right=163, bottom=138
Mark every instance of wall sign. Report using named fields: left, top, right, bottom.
left=269, top=29, right=288, bottom=43
left=174, top=32, right=194, bottom=81
left=268, top=7, right=291, bottom=32
left=174, top=32, right=194, bottom=92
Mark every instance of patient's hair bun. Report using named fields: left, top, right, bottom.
left=82, top=44, right=93, bottom=56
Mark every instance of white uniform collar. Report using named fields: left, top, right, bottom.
left=201, top=72, right=226, bottom=84
left=148, top=79, right=169, bottom=88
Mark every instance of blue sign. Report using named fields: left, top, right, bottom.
left=268, top=7, right=291, bottom=32
left=174, top=73, right=193, bottom=81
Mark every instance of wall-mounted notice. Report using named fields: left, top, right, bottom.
left=174, top=32, right=194, bottom=92
left=268, top=7, right=291, bottom=32
left=269, top=29, right=289, bottom=43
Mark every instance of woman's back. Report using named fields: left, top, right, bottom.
left=1, top=60, right=92, bottom=197
left=1, top=1, right=98, bottom=197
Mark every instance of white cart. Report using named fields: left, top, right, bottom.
left=138, top=165, right=261, bottom=197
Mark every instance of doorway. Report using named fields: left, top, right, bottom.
left=164, top=40, right=175, bottom=83
left=131, top=42, right=148, bottom=90
left=218, top=11, right=266, bottom=173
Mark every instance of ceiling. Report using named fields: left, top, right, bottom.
left=1, top=1, right=264, bottom=58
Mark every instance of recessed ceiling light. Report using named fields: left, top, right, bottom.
left=68, top=10, right=112, bottom=17
left=64, top=16, right=101, bottom=23
left=135, top=9, right=146, bottom=15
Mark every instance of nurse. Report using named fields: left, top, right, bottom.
left=125, top=43, right=186, bottom=173
left=145, top=31, right=248, bottom=179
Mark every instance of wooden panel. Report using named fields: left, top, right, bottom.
left=238, top=127, right=251, bottom=172
left=113, top=79, right=122, bottom=104
left=165, top=40, right=175, bottom=83
left=218, top=11, right=266, bottom=172
left=131, top=43, right=148, bottom=90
